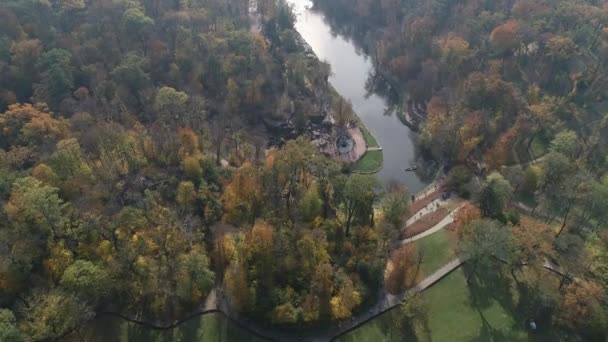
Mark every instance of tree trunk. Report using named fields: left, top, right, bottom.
left=411, top=252, right=424, bottom=288
left=556, top=204, right=572, bottom=238
left=531, top=203, right=539, bottom=215
left=216, top=141, right=222, bottom=166
left=466, top=259, right=478, bottom=284
left=511, top=266, right=521, bottom=286
left=345, top=208, right=354, bottom=237
left=527, top=135, right=536, bottom=161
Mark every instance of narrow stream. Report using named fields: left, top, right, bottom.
left=289, top=0, right=429, bottom=193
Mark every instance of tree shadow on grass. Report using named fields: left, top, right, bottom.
left=463, top=260, right=517, bottom=316
left=468, top=311, right=524, bottom=342
left=462, top=260, right=527, bottom=342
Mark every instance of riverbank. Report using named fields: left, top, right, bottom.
left=327, top=83, right=384, bottom=174
left=290, top=0, right=427, bottom=191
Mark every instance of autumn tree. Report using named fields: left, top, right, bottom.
left=453, top=203, right=482, bottom=237
left=19, top=291, right=93, bottom=341
left=490, top=20, right=521, bottom=54
left=0, top=103, right=70, bottom=150
left=330, top=274, right=361, bottom=320
left=222, top=163, right=262, bottom=225
left=510, top=217, right=555, bottom=283
left=385, top=244, right=419, bottom=294
left=557, top=280, right=607, bottom=335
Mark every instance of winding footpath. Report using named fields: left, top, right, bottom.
left=98, top=189, right=468, bottom=342
left=399, top=207, right=461, bottom=244
left=201, top=257, right=466, bottom=342
left=98, top=188, right=567, bottom=341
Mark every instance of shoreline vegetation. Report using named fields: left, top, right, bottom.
left=326, top=78, right=384, bottom=174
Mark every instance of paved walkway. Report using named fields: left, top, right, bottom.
left=406, top=198, right=443, bottom=226
left=204, top=288, right=218, bottom=310
left=414, top=181, right=442, bottom=201
left=325, top=257, right=465, bottom=341
left=399, top=206, right=462, bottom=245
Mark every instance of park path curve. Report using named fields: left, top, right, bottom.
left=399, top=203, right=465, bottom=245
left=209, top=257, right=466, bottom=342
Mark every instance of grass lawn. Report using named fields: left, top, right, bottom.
left=337, top=263, right=564, bottom=342
left=360, top=125, right=379, bottom=148
left=413, top=229, right=457, bottom=277
left=416, top=267, right=527, bottom=342
left=352, top=150, right=383, bottom=174
left=65, top=313, right=264, bottom=342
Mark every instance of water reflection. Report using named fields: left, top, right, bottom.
left=289, top=0, right=432, bottom=193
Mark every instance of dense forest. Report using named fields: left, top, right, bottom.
left=1, top=0, right=608, bottom=340
left=0, top=0, right=402, bottom=340
left=315, top=0, right=608, bottom=169
left=312, top=0, right=608, bottom=339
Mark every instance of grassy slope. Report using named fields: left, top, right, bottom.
left=413, top=228, right=457, bottom=277
left=337, top=268, right=527, bottom=342
left=360, top=125, right=379, bottom=148
left=352, top=150, right=383, bottom=174
left=352, top=115, right=383, bottom=174
left=337, top=253, right=572, bottom=342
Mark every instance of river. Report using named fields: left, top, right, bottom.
left=289, top=0, right=429, bottom=193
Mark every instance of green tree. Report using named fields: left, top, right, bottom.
left=5, top=177, right=67, bottom=238
left=176, top=247, right=215, bottom=303
left=550, top=130, right=578, bottom=159
left=20, top=291, right=93, bottom=341
left=334, top=174, right=378, bottom=236
left=475, top=172, right=513, bottom=218
left=122, top=8, right=154, bottom=49
left=60, top=260, right=111, bottom=304
left=154, top=86, right=189, bottom=124
left=112, top=53, right=150, bottom=92
left=49, top=138, right=90, bottom=180
left=458, top=219, right=511, bottom=282
left=381, top=183, right=410, bottom=229
left=0, top=309, right=24, bottom=342
left=176, top=181, right=197, bottom=208
left=446, top=165, right=473, bottom=197
left=299, top=187, right=323, bottom=222
left=35, top=48, right=73, bottom=101
left=399, top=294, right=427, bottom=338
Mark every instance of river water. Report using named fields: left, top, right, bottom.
left=289, top=0, right=428, bottom=193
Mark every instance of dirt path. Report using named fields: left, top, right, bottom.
left=349, top=126, right=367, bottom=159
